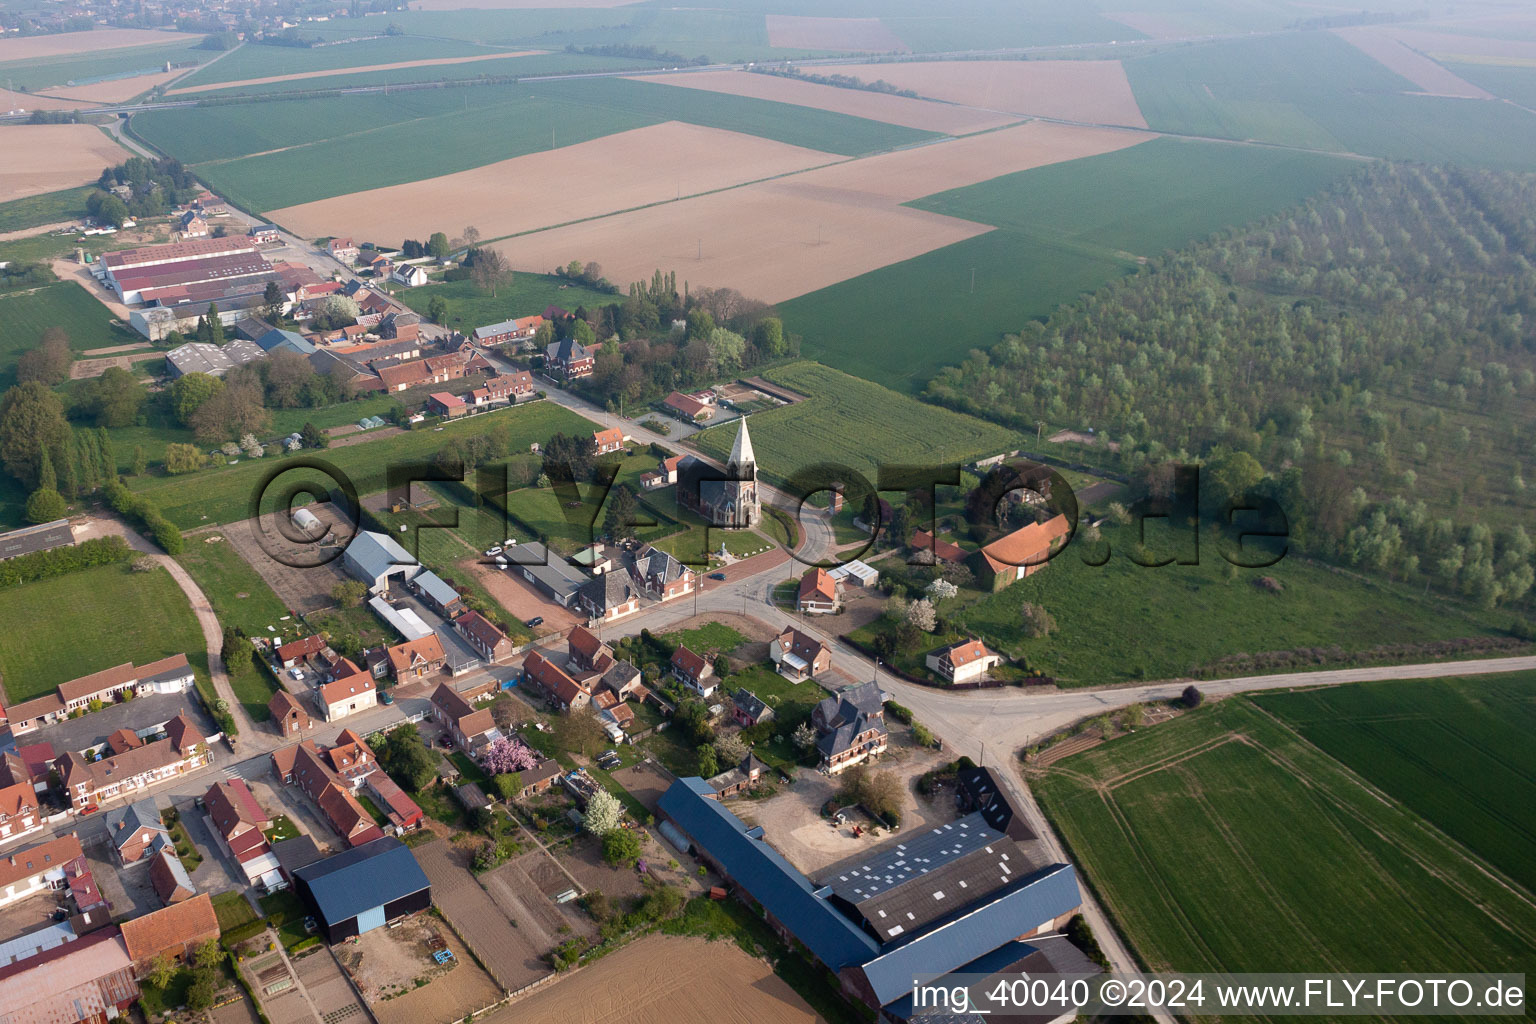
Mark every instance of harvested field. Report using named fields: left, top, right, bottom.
left=40, top=68, right=184, bottom=103
left=0, top=86, right=93, bottom=111
left=811, top=59, right=1148, bottom=127
left=1379, top=27, right=1536, bottom=65
left=1333, top=28, right=1493, bottom=99
left=0, top=27, right=198, bottom=61
left=0, top=125, right=130, bottom=202
left=765, top=15, right=909, bottom=52
left=166, top=50, right=543, bottom=95
left=487, top=934, right=820, bottom=1024
left=634, top=70, right=1017, bottom=134
left=497, top=121, right=1147, bottom=302
left=269, top=121, right=838, bottom=247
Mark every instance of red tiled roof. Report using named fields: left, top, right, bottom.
left=910, top=529, right=966, bottom=563
left=798, top=567, right=837, bottom=604
left=593, top=427, right=623, bottom=448
left=663, top=391, right=711, bottom=418
left=672, top=645, right=709, bottom=678
left=387, top=635, right=447, bottom=676
left=979, top=514, right=1071, bottom=574
left=941, top=639, right=998, bottom=668
left=276, top=635, right=327, bottom=663
left=318, top=663, right=374, bottom=708
left=119, top=893, right=219, bottom=961
left=0, top=836, right=83, bottom=889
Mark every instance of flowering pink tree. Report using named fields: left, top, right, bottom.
left=482, top=736, right=540, bottom=774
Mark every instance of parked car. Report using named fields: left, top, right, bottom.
left=380, top=691, right=394, bottom=705
left=485, top=546, right=503, bottom=556
left=526, top=616, right=543, bottom=627
left=708, top=572, right=726, bottom=581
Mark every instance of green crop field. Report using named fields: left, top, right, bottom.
left=1446, top=61, right=1536, bottom=108
left=178, top=50, right=661, bottom=97
left=397, top=273, right=616, bottom=334
left=0, top=186, right=95, bottom=234
left=170, top=35, right=505, bottom=90
left=692, top=361, right=1017, bottom=485
left=0, top=563, right=206, bottom=703
left=1035, top=698, right=1536, bottom=978
left=1123, top=31, right=1536, bottom=169
left=0, top=40, right=210, bottom=90
left=950, top=523, right=1503, bottom=686
left=782, top=137, right=1356, bottom=393
left=141, top=77, right=932, bottom=212
left=1255, top=673, right=1536, bottom=895
left=130, top=399, right=597, bottom=529
left=0, top=282, right=140, bottom=387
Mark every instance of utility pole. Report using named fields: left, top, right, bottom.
left=970, top=267, right=976, bottom=293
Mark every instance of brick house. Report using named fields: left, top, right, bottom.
left=544, top=336, right=594, bottom=380
left=593, top=427, right=624, bottom=454
left=671, top=645, right=716, bottom=698
left=385, top=635, right=447, bottom=681
left=770, top=627, right=832, bottom=683
left=119, top=893, right=221, bottom=972
left=55, top=715, right=211, bottom=811
left=521, top=652, right=591, bottom=712
left=731, top=690, right=773, bottom=729
left=429, top=683, right=498, bottom=752
left=972, top=513, right=1072, bottom=591
left=631, top=546, right=696, bottom=602
left=269, top=690, right=312, bottom=738
left=454, top=610, right=513, bottom=663
left=812, top=682, right=887, bottom=775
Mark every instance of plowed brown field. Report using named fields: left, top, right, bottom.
left=1333, top=27, right=1492, bottom=98
left=810, top=59, right=1148, bottom=127
left=0, top=27, right=198, bottom=60
left=765, top=15, right=908, bottom=52
left=0, top=124, right=131, bottom=201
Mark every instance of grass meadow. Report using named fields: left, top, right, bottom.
left=130, top=399, right=596, bottom=528
left=1255, top=673, right=1536, bottom=895
left=1034, top=697, right=1536, bottom=977
left=781, top=137, right=1356, bottom=393
left=396, top=273, right=615, bottom=334
left=139, top=77, right=934, bottom=212
left=0, top=562, right=206, bottom=703
left=0, top=282, right=141, bottom=387
left=691, top=361, right=1018, bottom=485
left=0, top=186, right=96, bottom=233
left=950, top=523, right=1503, bottom=686
left=175, top=533, right=293, bottom=636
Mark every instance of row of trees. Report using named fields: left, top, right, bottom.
left=925, top=163, right=1536, bottom=609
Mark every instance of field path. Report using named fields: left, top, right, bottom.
left=166, top=49, right=543, bottom=95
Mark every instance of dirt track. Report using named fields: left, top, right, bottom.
left=269, top=122, right=838, bottom=246
left=810, top=59, right=1149, bottom=128
left=635, top=70, right=1017, bottom=135
left=487, top=934, right=821, bottom=1024
left=0, top=125, right=134, bottom=201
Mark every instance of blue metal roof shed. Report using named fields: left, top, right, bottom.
left=658, top=778, right=878, bottom=971
left=293, top=836, right=431, bottom=943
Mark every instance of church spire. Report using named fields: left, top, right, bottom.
left=728, top=416, right=755, bottom=470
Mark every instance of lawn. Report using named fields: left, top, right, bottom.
left=258, top=889, right=313, bottom=952
left=950, top=523, right=1505, bottom=686
left=356, top=793, right=389, bottom=827
left=692, top=362, right=1018, bottom=487
left=1255, top=672, right=1536, bottom=896
left=396, top=273, right=614, bottom=337
left=0, top=281, right=141, bottom=388
left=0, top=186, right=96, bottom=233
left=0, top=562, right=206, bottom=703
left=1034, top=698, right=1536, bottom=977
left=263, top=815, right=301, bottom=843
left=141, top=76, right=933, bottom=212
left=212, top=890, right=261, bottom=933
left=781, top=137, right=1356, bottom=393
left=661, top=620, right=746, bottom=657
left=164, top=811, right=204, bottom=873
left=129, top=399, right=597, bottom=528
left=175, top=535, right=291, bottom=635
left=226, top=647, right=278, bottom=722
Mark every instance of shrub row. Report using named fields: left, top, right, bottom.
left=0, top=535, right=131, bottom=589
left=104, top=480, right=184, bottom=554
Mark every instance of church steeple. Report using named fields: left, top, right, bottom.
left=728, top=416, right=755, bottom=472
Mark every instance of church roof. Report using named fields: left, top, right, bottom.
left=728, top=417, right=755, bottom=469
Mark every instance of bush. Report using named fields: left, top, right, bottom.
left=602, top=827, right=642, bottom=867
left=0, top=536, right=130, bottom=589
left=883, top=700, right=913, bottom=724
left=1181, top=685, right=1204, bottom=709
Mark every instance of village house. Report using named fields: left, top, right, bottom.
left=471, top=315, right=544, bottom=348
left=731, top=689, right=774, bottom=729
left=328, top=238, right=360, bottom=264
left=386, top=634, right=448, bottom=681
left=275, top=635, right=331, bottom=670
left=455, top=610, right=513, bottom=663
left=177, top=211, right=208, bottom=238
left=102, top=799, right=168, bottom=865
left=630, top=546, right=697, bottom=601
left=576, top=571, right=640, bottom=623
left=770, top=627, right=832, bottom=683
left=5, top=655, right=195, bottom=736
left=426, top=392, right=466, bottom=419
left=119, top=893, right=220, bottom=972
left=470, top=371, right=535, bottom=406
left=391, top=264, right=430, bottom=288
left=566, top=625, right=613, bottom=674
left=973, top=513, right=1072, bottom=590
left=909, top=529, right=966, bottom=564
left=0, top=783, right=41, bottom=847
left=149, top=844, right=195, bottom=905
left=362, top=772, right=423, bottom=833
left=671, top=645, right=717, bottom=698
left=0, top=928, right=140, bottom=1024
left=662, top=391, right=714, bottom=422
left=522, top=652, right=591, bottom=713
left=269, top=690, right=313, bottom=738
left=429, top=683, right=500, bottom=753
left=705, top=751, right=768, bottom=799
left=640, top=453, right=689, bottom=491
left=316, top=660, right=377, bottom=722
left=249, top=224, right=281, bottom=244
left=593, top=427, right=624, bottom=454
left=204, top=779, right=282, bottom=888
left=926, top=639, right=1005, bottom=685
left=812, top=682, right=887, bottom=775
left=377, top=310, right=420, bottom=341
left=270, top=733, right=384, bottom=848
left=544, top=336, right=594, bottom=380
left=796, top=567, right=841, bottom=614
left=56, top=714, right=211, bottom=812
left=0, top=834, right=82, bottom=909
left=362, top=251, right=393, bottom=277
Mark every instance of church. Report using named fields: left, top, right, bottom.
left=676, top=418, right=761, bottom=528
